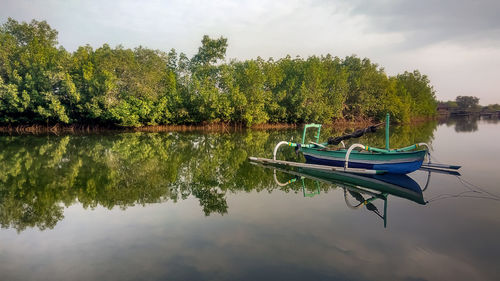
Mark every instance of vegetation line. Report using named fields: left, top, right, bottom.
left=0, top=120, right=366, bottom=134
left=1, top=18, right=437, bottom=128
left=0, top=118, right=441, bottom=134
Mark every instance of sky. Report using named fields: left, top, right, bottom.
left=1, top=0, right=499, bottom=104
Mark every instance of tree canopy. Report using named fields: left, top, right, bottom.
left=0, top=18, right=438, bottom=127
left=456, top=96, right=480, bottom=110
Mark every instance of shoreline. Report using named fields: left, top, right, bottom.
left=0, top=118, right=436, bottom=134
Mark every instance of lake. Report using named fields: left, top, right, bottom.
left=1, top=117, right=499, bottom=281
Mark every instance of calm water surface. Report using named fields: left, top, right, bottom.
left=1, top=117, right=499, bottom=281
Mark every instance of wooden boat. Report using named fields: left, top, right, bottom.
left=300, top=146, right=427, bottom=174
left=251, top=113, right=460, bottom=175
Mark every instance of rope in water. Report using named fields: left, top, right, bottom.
left=426, top=175, right=500, bottom=203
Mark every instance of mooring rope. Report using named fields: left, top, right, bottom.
left=426, top=175, right=500, bottom=203
left=456, top=176, right=500, bottom=200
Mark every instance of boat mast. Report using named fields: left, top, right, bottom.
left=385, top=113, right=390, bottom=150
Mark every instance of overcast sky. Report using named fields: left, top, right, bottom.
left=1, top=0, right=499, bottom=104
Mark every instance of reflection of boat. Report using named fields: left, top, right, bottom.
left=272, top=166, right=427, bottom=204
left=301, top=168, right=426, bottom=204
left=250, top=113, right=461, bottom=175
left=253, top=162, right=436, bottom=227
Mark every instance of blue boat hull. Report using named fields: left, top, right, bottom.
left=304, top=154, right=423, bottom=174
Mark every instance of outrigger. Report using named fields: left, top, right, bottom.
left=249, top=113, right=461, bottom=175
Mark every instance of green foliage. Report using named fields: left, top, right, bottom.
left=456, top=96, right=480, bottom=110
left=0, top=18, right=72, bottom=123
left=0, top=18, right=438, bottom=126
left=483, top=103, right=500, bottom=112
left=438, top=100, right=458, bottom=108
left=396, top=71, right=437, bottom=118
left=191, top=35, right=228, bottom=68
left=232, top=60, right=270, bottom=125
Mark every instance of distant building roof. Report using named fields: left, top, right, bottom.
left=437, top=104, right=449, bottom=110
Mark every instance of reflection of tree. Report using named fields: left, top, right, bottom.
left=0, top=200, right=64, bottom=232
left=192, top=186, right=228, bottom=216
left=0, top=122, right=437, bottom=232
left=439, top=116, right=483, bottom=132
left=454, top=117, right=478, bottom=132
left=482, top=118, right=499, bottom=124
left=441, top=115, right=479, bottom=133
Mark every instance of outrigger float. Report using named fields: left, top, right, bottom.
left=249, top=113, right=461, bottom=175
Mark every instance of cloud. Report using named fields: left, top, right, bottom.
left=343, top=0, right=500, bottom=48
left=1, top=0, right=499, bottom=103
